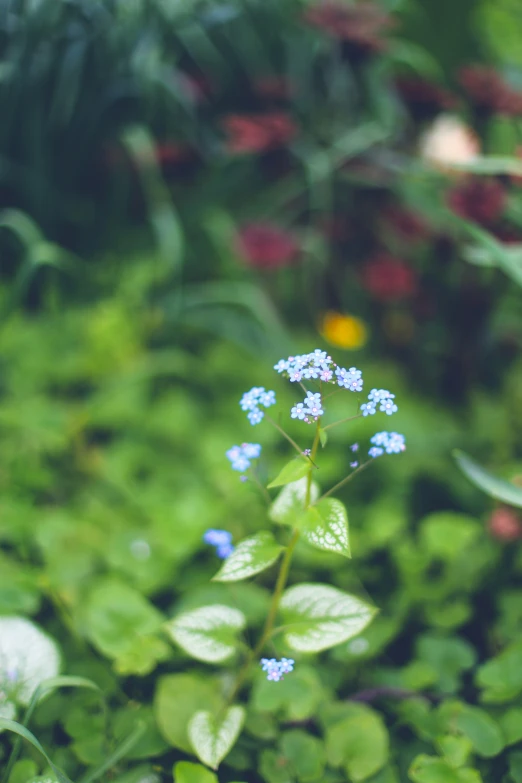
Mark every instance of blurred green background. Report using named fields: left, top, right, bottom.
left=2, top=0, right=522, bottom=781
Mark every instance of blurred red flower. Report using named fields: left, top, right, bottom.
left=304, top=1, right=393, bottom=56
left=459, top=65, right=522, bottom=116
left=382, top=205, right=430, bottom=244
left=395, top=76, right=457, bottom=119
left=447, top=177, right=506, bottom=226
left=360, top=253, right=417, bottom=301
left=488, top=506, right=522, bottom=542
left=236, top=223, right=299, bottom=269
left=222, top=113, right=297, bottom=154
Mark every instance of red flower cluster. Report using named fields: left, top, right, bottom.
left=304, top=1, right=393, bottom=56
left=222, top=113, right=297, bottom=154
left=447, top=177, right=506, bottom=227
left=459, top=65, right=522, bottom=116
left=488, top=506, right=522, bottom=542
left=395, top=76, right=457, bottom=119
left=236, top=223, right=299, bottom=269
left=382, top=205, right=430, bottom=244
left=360, top=253, right=417, bottom=301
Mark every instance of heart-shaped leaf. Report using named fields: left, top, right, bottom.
left=165, top=605, right=246, bottom=663
left=280, top=584, right=376, bottom=652
left=189, top=705, right=245, bottom=769
left=213, top=532, right=284, bottom=582
left=268, top=458, right=310, bottom=489
left=300, top=499, right=350, bottom=558
left=269, top=477, right=320, bottom=527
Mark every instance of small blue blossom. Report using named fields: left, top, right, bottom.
left=319, top=367, right=334, bottom=382
left=335, top=366, right=363, bottom=392
left=361, top=389, right=397, bottom=417
left=274, top=350, right=335, bottom=384
left=304, top=391, right=324, bottom=419
left=291, top=403, right=307, bottom=420
left=204, top=530, right=235, bottom=558
left=274, top=359, right=289, bottom=374
left=350, top=461, right=359, bottom=468
left=369, top=446, right=384, bottom=458
left=260, top=657, right=295, bottom=681
left=240, top=386, right=276, bottom=426
left=350, top=443, right=359, bottom=452
left=226, top=443, right=262, bottom=472
left=302, top=448, right=311, bottom=456
left=370, top=431, right=406, bottom=454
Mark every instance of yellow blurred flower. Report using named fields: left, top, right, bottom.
left=320, top=311, right=368, bottom=350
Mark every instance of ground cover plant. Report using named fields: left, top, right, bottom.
left=1, top=1, right=522, bottom=782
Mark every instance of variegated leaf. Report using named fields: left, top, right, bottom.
left=301, top=498, right=350, bottom=557
left=165, top=605, right=245, bottom=663
left=213, top=532, right=284, bottom=582
left=189, top=705, right=245, bottom=769
left=269, top=477, right=320, bottom=526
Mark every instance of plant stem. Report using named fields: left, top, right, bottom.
left=265, top=414, right=303, bottom=456
left=226, top=420, right=322, bottom=705
left=319, top=459, right=371, bottom=501
left=322, top=413, right=362, bottom=431
left=248, top=467, right=272, bottom=505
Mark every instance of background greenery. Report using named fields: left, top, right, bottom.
left=1, top=0, right=522, bottom=781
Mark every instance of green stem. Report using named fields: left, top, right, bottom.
left=319, top=459, right=371, bottom=501
left=248, top=467, right=272, bottom=505
left=226, top=420, right=322, bottom=705
left=322, top=413, right=362, bottom=431
left=265, top=414, right=303, bottom=456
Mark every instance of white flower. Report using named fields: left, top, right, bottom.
left=0, top=617, right=61, bottom=705
left=419, top=114, right=480, bottom=170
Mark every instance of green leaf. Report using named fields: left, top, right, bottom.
left=300, top=498, right=350, bottom=558
left=476, top=639, right=522, bottom=702
left=509, top=751, right=522, bottom=783
left=409, top=755, right=482, bottom=783
left=280, top=729, right=326, bottom=782
left=0, top=718, right=73, bottom=783
left=165, top=604, right=246, bottom=663
left=416, top=634, right=476, bottom=693
left=173, top=761, right=218, bottom=783
left=154, top=674, right=222, bottom=753
left=81, top=579, right=164, bottom=672
left=268, top=459, right=310, bottom=489
left=450, top=156, right=522, bottom=176
left=319, top=429, right=328, bottom=448
left=325, top=703, right=389, bottom=782
left=213, top=532, right=284, bottom=582
left=420, top=513, right=481, bottom=561
left=500, top=708, right=522, bottom=746
left=454, top=451, right=522, bottom=508
left=280, top=583, right=376, bottom=652
left=269, top=478, right=320, bottom=526
left=436, top=735, right=472, bottom=768
left=188, top=705, right=245, bottom=769
left=451, top=704, right=504, bottom=758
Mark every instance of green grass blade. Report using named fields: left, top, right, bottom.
left=78, top=721, right=146, bottom=783
left=454, top=450, right=522, bottom=508
left=0, top=718, right=73, bottom=783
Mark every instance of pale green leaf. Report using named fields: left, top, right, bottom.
left=409, top=754, right=483, bottom=783
left=300, top=499, right=350, bottom=558
left=213, top=532, right=284, bottom=582
left=188, top=705, right=245, bottom=769
left=165, top=605, right=246, bottom=663
left=326, top=703, right=389, bottom=782
left=453, top=704, right=504, bottom=758
left=454, top=450, right=522, bottom=508
left=173, top=761, right=218, bottom=783
left=269, top=478, right=320, bottom=526
left=280, top=584, right=376, bottom=652
left=450, top=156, right=522, bottom=176
left=268, top=459, right=310, bottom=489
left=154, top=674, right=222, bottom=753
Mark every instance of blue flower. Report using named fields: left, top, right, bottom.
left=226, top=443, right=262, bottom=472
left=204, top=529, right=234, bottom=558
left=335, top=366, right=363, bottom=392
left=370, top=431, right=406, bottom=454
left=350, top=461, right=359, bottom=468
left=274, top=350, right=336, bottom=384
left=369, top=446, right=384, bottom=458
left=291, top=402, right=307, bottom=420
left=350, top=443, right=359, bottom=452
left=260, top=657, right=295, bottom=681
left=304, top=391, right=324, bottom=419
left=361, top=389, right=397, bottom=417
left=240, top=386, right=276, bottom=425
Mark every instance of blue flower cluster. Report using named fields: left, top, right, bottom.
left=226, top=442, right=262, bottom=472
left=203, top=529, right=234, bottom=559
left=274, top=351, right=363, bottom=391
left=260, top=657, right=295, bottom=682
left=368, top=431, right=406, bottom=458
left=360, top=389, right=398, bottom=417
left=240, top=386, right=276, bottom=425
left=291, top=391, right=324, bottom=423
